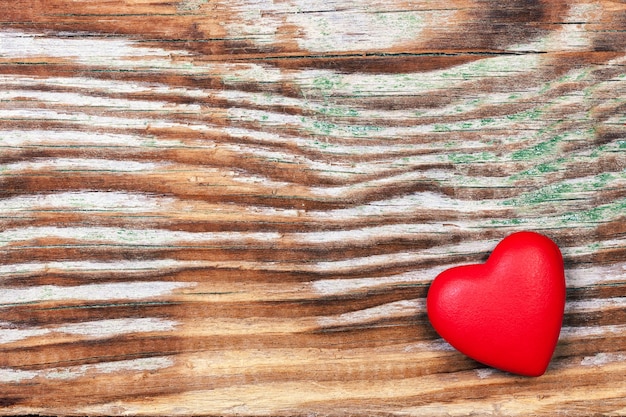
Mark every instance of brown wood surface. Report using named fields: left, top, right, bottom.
left=0, top=0, right=625, bottom=415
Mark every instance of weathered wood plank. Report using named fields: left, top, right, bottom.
left=0, top=0, right=625, bottom=415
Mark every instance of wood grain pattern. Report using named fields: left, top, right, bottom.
left=0, top=0, right=625, bottom=415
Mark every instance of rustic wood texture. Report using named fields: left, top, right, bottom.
left=0, top=0, right=625, bottom=415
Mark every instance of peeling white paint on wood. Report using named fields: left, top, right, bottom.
left=55, top=318, right=179, bottom=338
left=581, top=352, right=626, bottom=367
left=0, top=30, right=187, bottom=65
left=0, top=282, right=194, bottom=306
left=0, top=259, right=198, bottom=276
left=286, top=7, right=433, bottom=52
left=0, top=90, right=202, bottom=112
left=313, top=240, right=497, bottom=273
left=560, top=325, right=626, bottom=340
left=0, top=326, right=51, bottom=345
left=312, top=264, right=461, bottom=295
left=0, top=191, right=176, bottom=213
left=0, top=75, right=208, bottom=98
left=3, top=158, right=167, bottom=173
left=317, top=299, right=424, bottom=328
left=0, top=130, right=186, bottom=149
left=0, top=318, right=179, bottom=345
left=0, top=357, right=175, bottom=383
left=0, top=108, right=198, bottom=129
left=566, top=263, right=626, bottom=287
left=566, top=297, right=626, bottom=313
left=0, top=226, right=281, bottom=246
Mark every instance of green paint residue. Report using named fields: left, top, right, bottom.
left=504, top=182, right=574, bottom=206
left=509, top=160, right=562, bottom=180
left=506, top=108, right=543, bottom=121
left=313, top=75, right=346, bottom=94
left=117, top=229, right=138, bottom=243
left=311, top=121, right=337, bottom=136
left=506, top=171, right=625, bottom=207
left=346, top=124, right=383, bottom=137
left=433, top=124, right=451, bottom=133
left=561, top=199, right=626, bottom=224
left=310, top=75, right=361, bottom=119
left=511, top=135, right=564, bottom=160
left=432, top=106, right=544, bottom=133
left=305, top=118, right=382, bottom=138
left=590, top=172, right=615, bottom=190
left=318, top=106, right=359, bottom=118
left=448, top=152, right=496, bottom=164
left=313, top=140, right=333, bottom=150
left=142, top=136, right=158, bottom=148
left=490, top=218, right=526, bottom=226
left=441, top=71, right=472, bottom=81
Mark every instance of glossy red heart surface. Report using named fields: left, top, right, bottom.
left=427, top=231, right=566, bottom=376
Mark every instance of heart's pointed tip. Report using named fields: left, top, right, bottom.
left=494, top=359, right=551, bottom=377
left=456, top=340, right=555, bottom=377
left=506, top=364, right=549, bottom=377
left=490, top=368, right=546, bottom=378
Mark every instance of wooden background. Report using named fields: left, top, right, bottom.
left=0, top=0, right=625, bottom=415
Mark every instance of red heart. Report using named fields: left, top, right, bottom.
left=427, top=231, right=566, bottom=376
